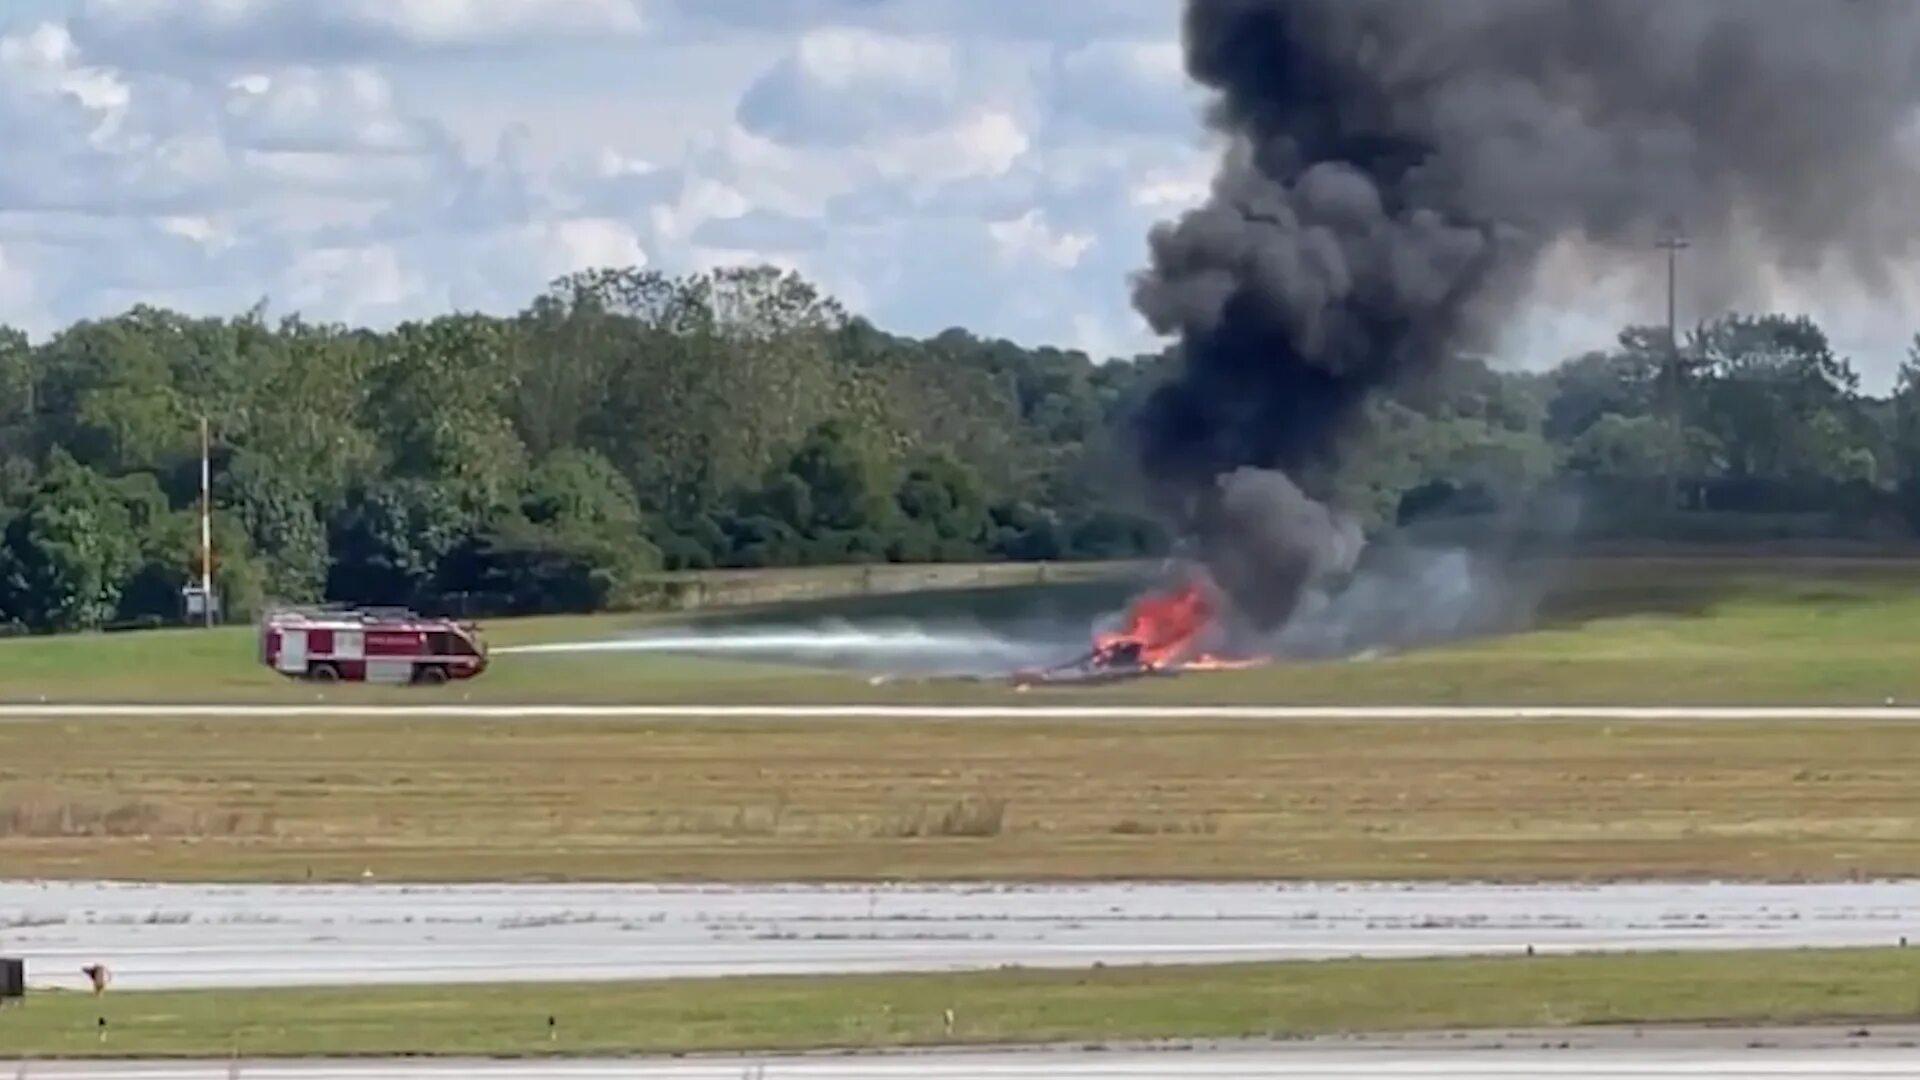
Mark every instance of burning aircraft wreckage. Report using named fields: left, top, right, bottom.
left=1026, top=0, right=1920, bottom=683
left=1008, top=573, right=1267, bottom=687
left=521, top=0, right=1920, bottom=687
left=1008, top=467, right=1378, bottom=687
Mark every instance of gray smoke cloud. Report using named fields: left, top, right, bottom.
left=1197, top=466, right=1364, bottom=631
left=1131, top=0, right=1920, bottom=632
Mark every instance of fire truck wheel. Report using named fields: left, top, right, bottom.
left=307, top=662, right=340, bottom=682
left=415, top=665, right=448, bottom=686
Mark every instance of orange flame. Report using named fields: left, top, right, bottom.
left=1091, top=579, right=1218, bottom=670
left=1085, top=575, right=1274, bottom=674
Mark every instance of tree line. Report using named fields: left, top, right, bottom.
left=0, top=262, right=1913, bottom=632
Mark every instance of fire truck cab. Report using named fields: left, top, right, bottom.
left=260, top=606, right=488, bottom=685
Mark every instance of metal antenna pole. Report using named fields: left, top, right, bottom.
left=1656, top=233, right=1691, bottom=510
left=200, top=415, right=213, bottom=628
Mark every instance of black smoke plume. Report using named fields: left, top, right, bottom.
left=1132, top=0, right=1920, bottom=630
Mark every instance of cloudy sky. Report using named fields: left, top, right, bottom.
left=2, top=0, right=1918, bottom=389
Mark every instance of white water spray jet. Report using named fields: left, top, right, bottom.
left=495, top=618, right=1089, bottom=677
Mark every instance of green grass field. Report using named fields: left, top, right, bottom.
left=4, top=948, right=1919, bottom=1058
left=9, top=710, right=1920, bottom=882
left=0, top=558, right=1132, bottom=704
left=5, top=554, right=1920, bottom=1057
left=1, top=553, right=1919, bottom=705
left=8, top=552, right=1920, bottom=883
left=3, top=553, right=1920, bottom=882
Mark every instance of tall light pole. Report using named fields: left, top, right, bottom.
left=199, top=415, right=213, bottom=628
left=1656, top=232, right=1690, bottom=511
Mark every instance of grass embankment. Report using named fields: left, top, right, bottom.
left=0, top=554, right=1919, bottom=705
left=8, top=712, right=1920, bottom=881
left=4, top=948, right=1919, bottom=1058
left=629, top=559, right=1131, bottom=610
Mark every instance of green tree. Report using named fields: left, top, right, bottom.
left=366, top=315, right=528, bottom=508
left=327, top=479, right=477, bottom=607
left=783, top=419, right=898, bottom=539
left=0, top=452, right=145, bottom=630
left=1565, top=413, right=1669, bottom=478
left=34, top=309, right=196, bottom=475
left=523, top=448, right=644, bottom=531
left=0, top=325, right=30, bottom=455
left=224, top=450, right=329, bottom=602
left=894, top=452, right=988, bottom=559
left=1543, top=341, right=1662, bottom=443
left=1688, top=314, right=1866, bottom=483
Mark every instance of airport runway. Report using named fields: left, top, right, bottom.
left=5, top=702, right=1920, bottom=720
left=6, top=879, right=1918, bottom=991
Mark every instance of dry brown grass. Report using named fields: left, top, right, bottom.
left=7, top=714, right=1920, bottom=882
left=879, top=796, right=1009, bottom=839
left=0, top=792, right=276, bottom=840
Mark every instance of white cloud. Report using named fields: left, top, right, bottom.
left=1068, top=311, right=1140, bottom=362
left=665, top=0, right=1170, bottom=44
left=795, top=24, right=952, bottom=90
left=0, top=23, right=122, bottom=133
left=224, top=66, right=445, bottom=155
left=73, top=0, right=648, bottom=60
left=157, top=215, right=233, bottom=250
left=870, top=110, right=1031, bottom=187
left=338, top=0, right=647, bottom=46
left=1130, top=163, right=1213, bottom=213
left=650, top=176, right=752, bottom=245
left=688, top=243, right=806, bottom=280
left=1073, top=39, right=1183, bottom=84
left=274, top=220, right=655, bottom=323
left=0, top=242, right=33, bottom=324
left=1051, top=37, right=1199, bottom=135
left=0, top=22, right=129, bottom=116
left=0, top=4, right=1194, bottom=360
left=679, top=124, right=843, bottom=219
left=284, top=243, right=418, bottom=321
left=13, top=0, right=1910, bottom=391
left=540, top=217, right=649, bottom=276
left=737, top=26, right=959, bottom=147
left=989, top=209, right=1093, bottom=269
left=692, top=209, right=827, bottom=252
left=0, top=22, right=230, bottom=214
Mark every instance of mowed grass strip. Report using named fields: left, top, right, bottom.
left=8, top=715, right=1920, bottom=882
left=3, top=555, right=1920, bottom=705
left=0, top=559, right=1121, bottom=705
left=5, top=948, right=1920, bottom=1058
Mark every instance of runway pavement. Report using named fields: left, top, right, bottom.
left=5, top=702, right=1920, bottom=719
left=5, top=879, right=1918, bottom=991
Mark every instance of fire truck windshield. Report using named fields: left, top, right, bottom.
left=428, top=630, right=478, bottom=656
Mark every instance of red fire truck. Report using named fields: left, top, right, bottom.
left=259, top=606, right=488, bottom=685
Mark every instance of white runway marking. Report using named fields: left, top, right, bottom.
left=2, top=703, right=1920, bottom=720
left=6, top=879, right=1919, bottom=992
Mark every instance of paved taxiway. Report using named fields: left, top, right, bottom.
left=6, top=702, right=1920, bottom=719
left=6, top=879, right=1917, bottom=991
